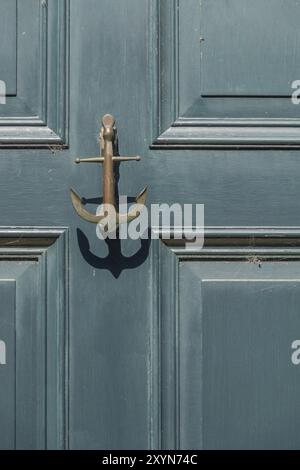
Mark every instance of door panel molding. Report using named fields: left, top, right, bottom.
left=150, top=227, right=300, bottom=449
left=0, top=0, right=69, bottom=148
left=150, top=0, right=300, bottom=149
left=0, top=227, right=69, bottom=449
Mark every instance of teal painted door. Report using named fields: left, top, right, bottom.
left=1, top=0, right=300, bottom=450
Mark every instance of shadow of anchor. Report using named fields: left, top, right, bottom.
left=76, top=228, right=151, bottom=278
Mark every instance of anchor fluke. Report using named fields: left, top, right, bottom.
left=70, top=188, right=106, bottom=224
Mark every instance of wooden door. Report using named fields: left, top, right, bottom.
left=1, top=0, right=300, bottom=450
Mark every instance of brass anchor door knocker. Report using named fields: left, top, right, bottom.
left=70, top=114, right=147, bottom=233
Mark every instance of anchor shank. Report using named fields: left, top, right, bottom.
left=102, top=130, right=116, bottom=208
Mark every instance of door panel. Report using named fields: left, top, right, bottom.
left=0, top=0, right=68, bottom=144
left=183, top=261, right=300, bottom=449
left=152, top=0, right=300, bottom=148
left=0, top=280, right=17, bottom=449
left=0, top=230, right=67, bottom=450
left=153, top=230, right=300, bottom=449
left=0, top=0, right=17, bottom=96
left=201, top=278, right=299, bottom=450
left=201, top=0, right=299, bottom=96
